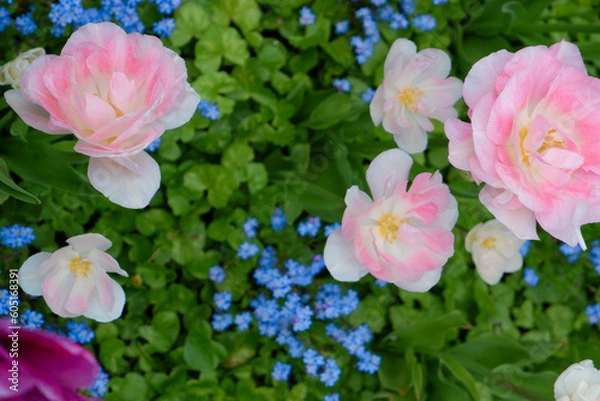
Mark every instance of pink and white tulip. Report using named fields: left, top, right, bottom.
left=18, top=233, right=127, bottom=322
left=445, top=41, right=600, bottom=249
left=324, top=148, right=458, bottom=292
left=0, top=47, right=45, bottom=89
left=370, top=38, right=462, bottom=154
left=4, top=22, right=200, bottom=209
left=465, top=219, right=525, bottom=285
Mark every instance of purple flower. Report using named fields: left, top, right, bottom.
left=0, top=318, right=100, bottom=401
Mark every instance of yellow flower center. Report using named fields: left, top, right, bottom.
left=69, top=256, right=92, bottom=278
left=398, top=87, right=424, bottom=112
left=518, top=127, right=565, bottom=167
left=377, top=213, right=407, bottom=243
left=480, top=237, right=497, bottom=250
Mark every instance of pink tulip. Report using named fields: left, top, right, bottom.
left=370, top=38, right=462, bottom=154
left=5, top=22, right=200, bottom=208
left=18, top=233, right=127, bottom=322
left=324, top=149, right=458, bottom=292
left=0, top=318, right=99, bottom=400
left=446, top=41, right=600, bottom=249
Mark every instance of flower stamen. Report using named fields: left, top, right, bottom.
left=69, top=256, right=91, bottom=278
left=398, top=87, right=424, bottom=112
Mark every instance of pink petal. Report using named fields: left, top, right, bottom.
left=87, top=151, right=161, bottom=209
left=108, top=71, right=138, bottom=115
left=4, top=90, right=69, bottom=134
left=342, top=186, right=373, bottom=241
left=366, top=148, right=413, bottom=200
left=87, top=248, right=128, bottom=276
left=84, top=92, right=117, bottom=132
left=394, top=269, right=442, bottom=292
left=18, top=252, right=52, bottom=296
left=445, top=118, right=474, bottom=172
left=479, top=185, right=539, bottom=240
left=84, top=276, right=126, bottom=322
left=63, top=274, right=96, bottom=316
left=159, top=83, right=201, bottom=130
left=549, top=40, right=587, bottom=73
left=324, top=229, right=369, bottom=282
left=463, top=49, right=512, bottom=108
left=384, top=38, right=416, bottom=73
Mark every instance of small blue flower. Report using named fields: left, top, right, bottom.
left=432, top=0, right=448, bottom=4
left=150, top=0, right=181, bottom=14
left=237, top=241, right=260, bottom=260
left=20, top=310, right=44, bottom=329
left=357, top=350, right=381, bottom=374
left=378, top=5, right=394, bottom=21
left=333, top=78, right=351, bottom=93
left=412, top=14, right=436, bottom=32
left=324, top=395, right=340, bottom=401
left=299, top=6, right=315, bottom=26
left=371, top=0, right=386, bottom=5
left=145, top=137, right=162, bottom=152
left=355, top=7, right=372, bottom=19
left=0, top=7, right=11, bottom=32
left=211, top=313, right=233, bottom=331
left=519, top=240, right=531, bottom=257
left=375, top=279, right=388, bottom=287
left=326, top=323, right=347, bottom=343
left=152, top=17, right=176, bottom=37
left=523, top=268, right=539, bottom=287
left=209, top=266, right=226, bottom=283
left=334, top=20, right=349, bottom=35
left=271, top=208, right=287, bottom=231
left=0, top=290, right=10, bottom=315
left=214, top=291, right=233, bottom=311
left=1, top=224, right=35, bottom=248
left=272, top=361, right=292, bottom=381
left=390, top=12, right=409, bottom=30
left=235, top=311, right=253, bottom=331
left=88, top=369, right=109, bottom=397
left=350, top=36, right=374, bottom=64
left=400, top=0, right=416, bottom=14
left=297, top=216, right=321, bottom=237
left=197, top=99, right=221, bottom=120
left=66, top=321, right=95, bottom=344
left=324, top=223, right=341, bottom=237
left=585, top=304, right=600, bottom=324
left=242, top=217, right=259, bottom=239
left=320, top=358, right=341, bottom=387
left=560, top=242, right=582, bottom=263
left=359, top=88, right=376, bottom=103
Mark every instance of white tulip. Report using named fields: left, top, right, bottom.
left=465, top=219, right=525, bottom=285
left=18, top=233, right=128, bottom=322
left=554, top=360, right=600, bottom=401
left=0, top=47, right=45, bottom=89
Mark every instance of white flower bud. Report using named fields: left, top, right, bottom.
left=0, top=47, right=45, bottom=89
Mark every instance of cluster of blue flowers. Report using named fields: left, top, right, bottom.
left=559, top=242, right=583, bottom=264
left=210, top=209, right=380, bottom=397
left=332, top=78, right=351, bottom=93
left=88, top=368, right=110, bottom=397
left=0, top=0, right=180, bottom=37
left=523, top=268, right=539, bottom=287
left=197, top=99, right=221, bottom=121
left=327, top=0, right=443, bottom=65
left=586, top=303, right=600, bottom=324
left=145, top=137, right=162, bottom=153
left=299, top=6, right=316, bottom=26
left=1, top=224, right=35, bottom=249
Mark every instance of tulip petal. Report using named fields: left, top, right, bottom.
left=88, top=151, right=160, bottom=209
left=324, top=229, right=369, bottom=282
left=366, top=148, right=413, bottom=200
left=67, top=233, right=112, bottom=254
left=84, top=278, right=125, bottom=322
left=4, top=90, right=69, bottom=134
left=394, top=269, right=441, bottom=292
left=18, top=252, right=52, bottom=296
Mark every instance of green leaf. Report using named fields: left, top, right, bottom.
left=10, top=119, right=28, bottom=141
left=321, top=37, right=355, bottom=68
left=171, top=2, right=211, bottom=46
left=108, top=373, right=148, bottom=401
left=0, top=157, right=40, bottom=204
left=223, top=28, right=250, bottom=65
left=184, top=321, right=223, bottom=372
left=139, top=311, right=180, bottom=353
left=378, top=353, right=412, bottom=393
left=222, top=141, right=255, bottom=168
left=1, top=139, right=92, bottom=195
left=439, top=354, right=480, bottom=400
left=216, top=0, right=262, bottom=32
left=406, top=350, right=425, bottom=400
left=387, top=310, right=471, bottom=351
left=445, top=333, right=531, bottom=371
left=244, top=163, right=268, bottom=194
left=307, top=93, right=354, bottom=129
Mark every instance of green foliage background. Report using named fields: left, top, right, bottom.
left=2, top=0, right=600, bottom=400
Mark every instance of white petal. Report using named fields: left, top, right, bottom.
left=67, top=233, right=112, bottom=254
left=384, top=39, right=417, bottom=72
left=18, top=252, right=52, bottom=296
left=369, top=86, right=385, bottom=126
left=392, top=126, right=428, bottom=154
left=324, top=229, right=369, bottom=282
left=84, top=278, right=125, bottom=322
left=394, top=269, right=441, bottom=292
left=366, top=148, right=413, bottom=200
left=160, top=83, right=201, bottom=130
left=88, top=151, right=160, bottom=209
left=87, top=248, right=128, bottom=276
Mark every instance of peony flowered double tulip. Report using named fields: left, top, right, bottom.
left=446, top=41, right=600, bottom=249
left=324, top=149, right=458, bottom=292
left=5, top=22, right=200, bottom=209
left=465, top=219, right=525, bottom=285
left=0, top=318, right=100, bottom=400
left=18, top=233, right=127, bottom=322
left=370, top=38, right=462, bottom=154
left=554, top=360, right=600, bottom=401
